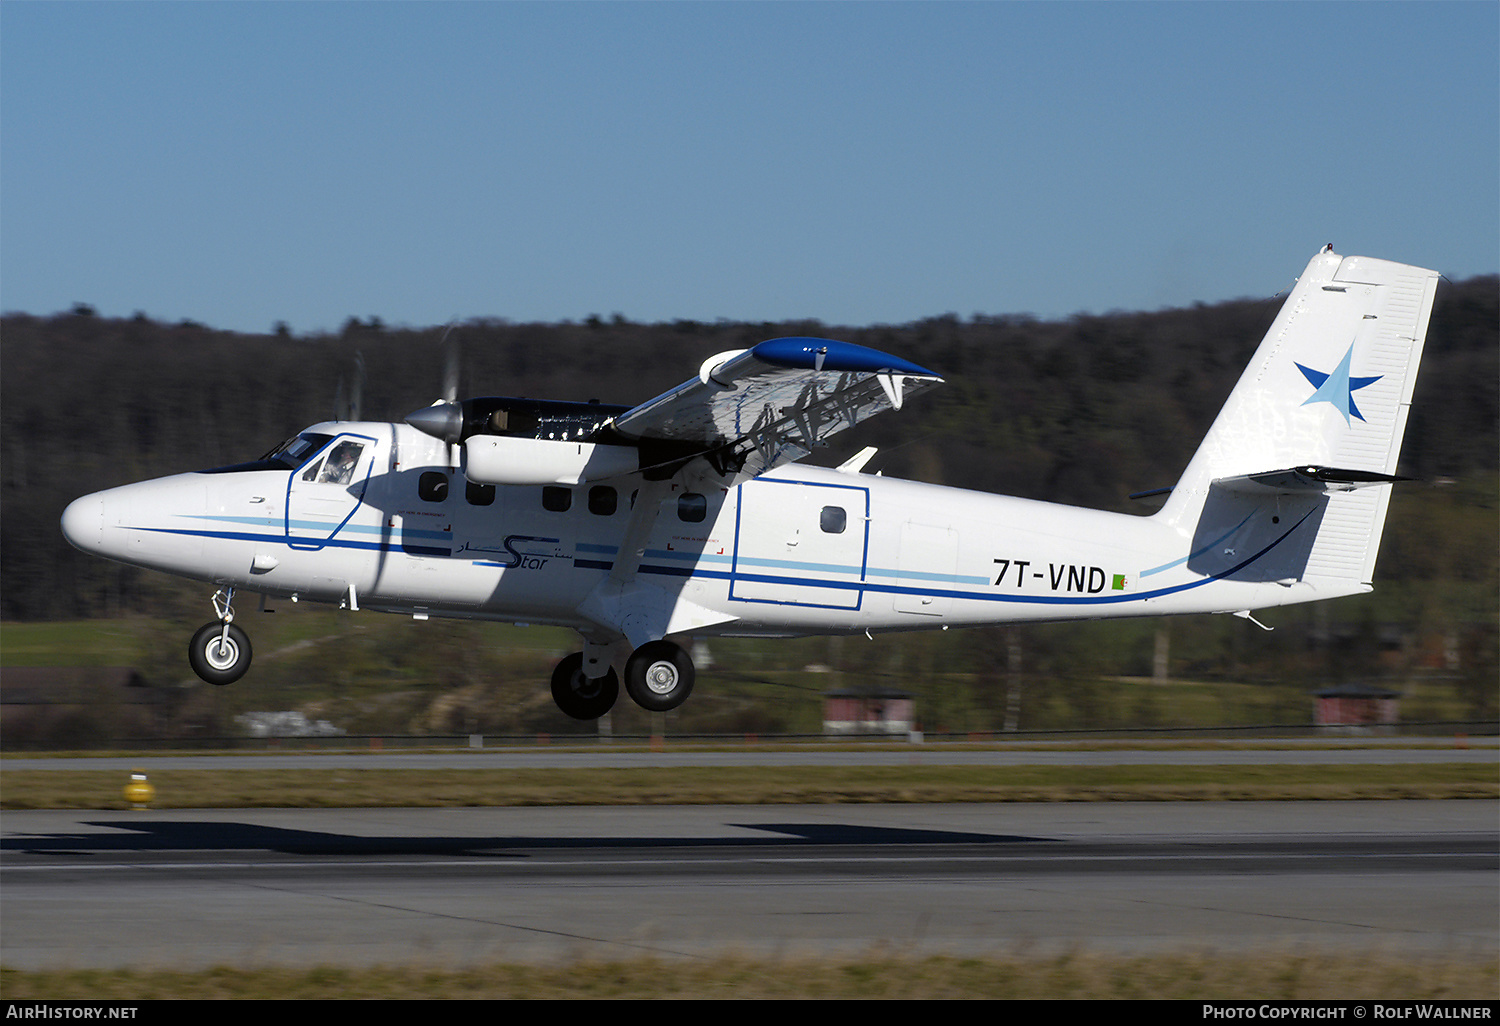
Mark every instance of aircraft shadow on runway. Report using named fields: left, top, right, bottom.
left=1, top=819, right=1055, bottom=857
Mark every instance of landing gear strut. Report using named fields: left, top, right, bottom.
left=188, top=588, right=252, bottom=685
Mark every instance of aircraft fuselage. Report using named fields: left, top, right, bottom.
left=61, top=420, right=1347, bottom=639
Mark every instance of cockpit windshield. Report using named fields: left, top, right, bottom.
left=197, top=433, right=335, bottom=475
left=259, top=433, right=335, bottom=469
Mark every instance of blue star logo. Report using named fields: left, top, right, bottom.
left=1295, top=343, right=1381, bottom=425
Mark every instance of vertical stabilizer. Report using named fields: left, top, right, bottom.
left=1158, top=248, right=1440, bottom=591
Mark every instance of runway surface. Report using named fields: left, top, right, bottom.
left=2, top=800, right=1495, bottom=968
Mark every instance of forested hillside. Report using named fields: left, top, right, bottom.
left=2, top=275, right=1494, bottom=625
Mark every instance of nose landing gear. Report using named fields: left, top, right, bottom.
left=188, top=588, right=253, bottom=685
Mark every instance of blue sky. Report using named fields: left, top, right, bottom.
left=3, top=1, right=1495, bottom=335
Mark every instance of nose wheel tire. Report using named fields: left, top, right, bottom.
left=188, top=622, right=252, bottom=685
left=550, top=653, right=620, bottom=720
left=624, top=640, right=694, bottom=712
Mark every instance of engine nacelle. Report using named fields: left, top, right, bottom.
left=463, top=435, right=639, bottom=486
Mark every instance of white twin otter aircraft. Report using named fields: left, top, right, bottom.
left=61, top=248, right=1441, bottom=720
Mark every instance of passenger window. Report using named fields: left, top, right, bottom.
left=820, top=505, right=847, bottom=534
left=588, top=486, right=617, bottom=516
left=466, top=481, right=495, bottom=506
left=418, top=472, right=449, bottom=503
left=678, top=493, right=707, bottom=523
left=542, top=486, right=572, bottom=512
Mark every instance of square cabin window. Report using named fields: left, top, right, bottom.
left=588, top=486, right=617, bottom=516
left=820, top=505, right=847, bottom=534
left=418, top=471, right=449, bottom=503
left=466, top=481, right=495, bottom=506
left=542, top=486, right=572, bottom=512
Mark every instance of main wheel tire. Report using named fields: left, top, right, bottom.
left=188, top=622, right=252, bottom=685
left=550, top=653, right=620, bottom=720
left=624, top=640, right=694, bottom=712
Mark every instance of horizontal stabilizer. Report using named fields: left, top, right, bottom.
left=1213, top=465, right=1409, bottom=495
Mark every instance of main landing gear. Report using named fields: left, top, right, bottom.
left=188, top=588, right=253, bottom=685
left=550, top=654, right=619, bottom=720
left=550, top=639, right=695, bottom=720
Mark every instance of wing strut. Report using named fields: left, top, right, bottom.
left=575, top=481, right=738, bottom=650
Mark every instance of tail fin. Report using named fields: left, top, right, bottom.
left=1158, top=247, right=1440, bottom=593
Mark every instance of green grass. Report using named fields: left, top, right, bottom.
left=3, top=951, right=1495, bottom=999
left=0, top=620, right=151, bottom=667
left=3, top=763, right=1494, bottom=810
left=4, top=612, right=1495, bottom=742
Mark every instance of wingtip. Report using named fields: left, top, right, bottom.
left=752, top=337, right=940, bottom=379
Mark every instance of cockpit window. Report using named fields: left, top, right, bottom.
left=260, top=433, right=335, bottom=470
left=198, top=433, right=335, bottom=475
left=317, top=441, right=364, bottom=484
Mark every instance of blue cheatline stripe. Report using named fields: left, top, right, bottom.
left=580, top=508, right=1316, bottom=606
left=584, top=541, right=987, bottom=587
left=131, top=506, right=1315, bottom=610
left=138, top=525, right=429, bottom=556
left=702, top=507, right=1314, bottom=606
left=196, top=514, right=452, bottom=542
left=865, top=564, right=990, bottom=586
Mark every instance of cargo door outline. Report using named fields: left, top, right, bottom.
left=730, top=479, right=869, bottom=610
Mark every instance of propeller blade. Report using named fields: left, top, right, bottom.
left=349, top=351, right=364, bottom=422
left=334, top=351, right=366, bottom=422
left=440, top=323, right=460, bottom=404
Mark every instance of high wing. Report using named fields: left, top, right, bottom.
left=608, top=337, right=943, bottom=480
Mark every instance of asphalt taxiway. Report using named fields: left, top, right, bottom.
left=2, top=800, right=1494, bottom=968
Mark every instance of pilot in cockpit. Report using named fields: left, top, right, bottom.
left=319, top=441, right=362, bottom=485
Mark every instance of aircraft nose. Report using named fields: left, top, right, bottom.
left=60, top=494, right=104, bottom=551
